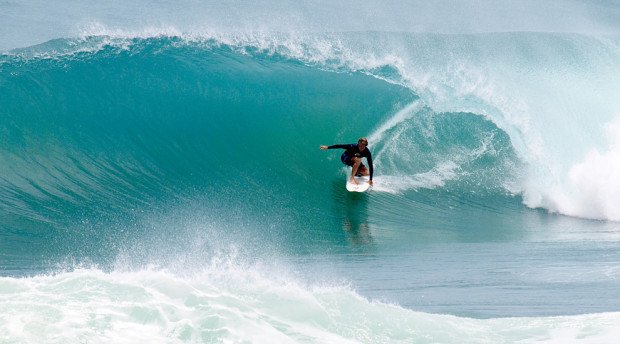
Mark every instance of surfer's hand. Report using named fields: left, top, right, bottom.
left=320, top=145, right=328, bottom=150
left=368, top=180, right=373, bottom=186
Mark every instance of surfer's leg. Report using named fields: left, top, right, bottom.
left=350, top=157, right=362, bottom=184
left=357, top=164, right=369, bottom=176
left=341, top=153, right=360, bottom=184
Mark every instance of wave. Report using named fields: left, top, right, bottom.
left=1, top=265, right=618, bottom=343
left=0, top=34, right=517, bottom=221
left=3, top=31, right=620, bottom=222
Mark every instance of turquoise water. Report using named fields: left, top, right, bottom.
left=2, top=2, right=620, bottom=343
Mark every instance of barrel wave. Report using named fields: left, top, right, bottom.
left=0, top=35, right=522, bottom=262
left=2, top=30, right=620, bottom=343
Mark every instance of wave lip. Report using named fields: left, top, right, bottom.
left=3, top=0, right=619, bottom=52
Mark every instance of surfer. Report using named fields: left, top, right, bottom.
left=320, top=138, right=373, bottom=185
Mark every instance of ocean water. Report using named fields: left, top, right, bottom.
left=2, top=1, right=620, bottom=343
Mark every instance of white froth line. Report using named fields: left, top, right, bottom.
left=368, top=101, right=423, bottom=146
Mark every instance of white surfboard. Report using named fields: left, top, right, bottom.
left=346, top=175, right=371, bottom=192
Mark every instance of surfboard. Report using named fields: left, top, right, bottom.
left=346, top=175, right=371, bottom=192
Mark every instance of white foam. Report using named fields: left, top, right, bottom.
left=524, top=117, right=620, bottom=221
left=2, top=268, right=619, bottom=343
left=372, top=161, right=460, bottom=194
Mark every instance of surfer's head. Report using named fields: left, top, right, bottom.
left=358, top=137, right=368, bottom=149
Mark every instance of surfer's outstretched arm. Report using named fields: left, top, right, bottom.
left=320, top=144, right=349, bottom=150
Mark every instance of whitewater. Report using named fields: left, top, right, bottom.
left=2, top=1, right=620, bottom=343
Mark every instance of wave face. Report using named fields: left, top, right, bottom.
left=3, top=32, right=620, bottom=222
left=0, top=36, right=520, bottom=243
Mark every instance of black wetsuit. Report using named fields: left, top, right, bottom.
left=327, top=144, right=374, bottom=180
